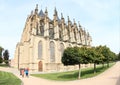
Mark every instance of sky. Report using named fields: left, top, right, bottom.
left=0, top=0, right=120, bottom=59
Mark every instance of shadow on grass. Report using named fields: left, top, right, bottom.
left=57, top=71, right=78, bottom=80
left=31, top=63, right=114, bottom=81
left=58, top=66, right=107, bottom=80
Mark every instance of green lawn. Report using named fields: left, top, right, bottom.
left=0, top=71, right=22, bottom=85
left=0, top=64, right=9, bottom=67
left=31, top=62, right=115, bottom=81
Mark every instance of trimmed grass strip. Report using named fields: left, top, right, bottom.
left=31, top=63, right=115, bottom=81
left=0, top=71, right=21, bottom=85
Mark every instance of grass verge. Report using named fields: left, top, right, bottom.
left=31, top=62, right=115, bottom=81
left=0, top=71, right=22, bottom=85
left=0, top=64, right=9, bottom=67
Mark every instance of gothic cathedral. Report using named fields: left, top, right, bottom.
left=14, top=4, right=92, bottom=72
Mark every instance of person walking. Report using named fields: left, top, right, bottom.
left=21, top=68, right=25, bottom=77
left=25, top=68, right=29, bottom=77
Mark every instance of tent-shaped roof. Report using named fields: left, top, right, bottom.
left=39, top=9, right=45, bottom=17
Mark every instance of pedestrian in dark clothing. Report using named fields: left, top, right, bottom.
left=25, top=68, right=29, bottom=77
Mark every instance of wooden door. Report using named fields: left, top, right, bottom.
left=38, top=61, right=42, bottom=71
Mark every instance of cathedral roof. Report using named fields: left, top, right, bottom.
left=39, top=9, right=45, bottom=17
left=57, top=16, right=61, bottom=23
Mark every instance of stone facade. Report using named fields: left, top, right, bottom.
left=14, top=4, right=92, bottom=72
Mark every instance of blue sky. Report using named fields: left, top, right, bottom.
left=0, top=0, right=120, bottom=59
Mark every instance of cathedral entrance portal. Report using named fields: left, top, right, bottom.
left=38, top=61, right=43, bottom=71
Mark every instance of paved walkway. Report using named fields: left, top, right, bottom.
left=0, top=61, right=120, bottom=85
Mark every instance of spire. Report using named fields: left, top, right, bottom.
left=67, top=16, right=72, bottom=31
left=68, top=16, right=70, bottom=22
left=73, top=19, right=76, bottom=25
left=61, top=13, right=65, bottom=23
left=73, top=19, right=77, bottom=28
left=78, top=21, right=83, bottom=31
left=78, top=21, right=81, bottom=27
left=86, top=29, right=90, bottom=37
left=83, top=28, right=86, bottom=34
left=68, top=16, right=71, bottom=25
left=31, top=10, right=33, bottom=15
left=68, top=16, right=72, bottom=26
left=53, top=7, right=60, bottom=22
left=61, top=13, right=63, bottom=19
left=87, top=31, right=90, bottom=37
left=54, top=7, right=58, bottom=16
left=73, top=19, right=75, bottom=23
left=45, top=7, right=48, bottom=17
left=35, top=4, right=38, bottom=14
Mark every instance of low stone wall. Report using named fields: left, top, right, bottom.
left=45, top=63, right=94, bottom=72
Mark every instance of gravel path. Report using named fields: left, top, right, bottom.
left=0, top=61, right=120, bottom=85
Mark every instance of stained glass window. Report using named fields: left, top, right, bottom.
left=49, top=24, right=54, bottom=39
left=38, top=41, right=42, bottom=59
left=50, top=41, right=55, bottom=62
left=39, top=20, right=44, bottom=36
left=60, top=43, right=64, bottom=56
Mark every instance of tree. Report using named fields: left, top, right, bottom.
left=96, top=45, right=116, bottom=67
left=62, top=47, right=83, bottom=79
left=100, top=46, right=114, bottom=67
left=3, top=50, right=9, bottom=64
left=62, top=46, right=91, bottom=79
left=118, top=52, right=120, bottom=60
left=87, top=47, right=104, bottom=73
left=0, top=46, right=4, bottom=63
left=109, top=51, right=116, bottom=61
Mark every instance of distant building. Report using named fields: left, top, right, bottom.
left=14, top=4, right=92, bottom=72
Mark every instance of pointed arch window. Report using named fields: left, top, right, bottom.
left=59, top=27, right=63, bottom=41
left=50, top=41, right=55, bottom=62
left=39, top=20, right=44, bottom=36
left=38, top=41, right=42, bottom=59
left=49, top=23, right=54, bottom=39
left=60, top=43, right=64, bottom=57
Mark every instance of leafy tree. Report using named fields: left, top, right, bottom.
left=95, top=46, right=105, bottom=67
left=97, top=45, right=116, bottom=67
left=77, top=46, right=91, bottom=78
left=62, top=45, right=116, bottom=77
left=115, top=52, right=120, bottom=61
left=109, top=51, right=117, bottom=61
left=62, top=46, right=92, bottom=79
left=87, top=47, right=104, bottom=73
left=79, top=47, right=91, bottom=64
left=3, top=50, right=9, bottom=64
left=62, top=47, right=84, bottom=79
left=0, top=46, right=4, bottom=63
left=118, top=52, right=120, bottom=60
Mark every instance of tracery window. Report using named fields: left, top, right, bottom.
left=38, top=41, right=42, bottom=59
left=49, top=23, right=54, bottom=39
left=39, top=20, right=44, bottom=36
left=60, top=43, right=64, bottom=56
left=59, top=27, right=63, bottom=41
left=36, top=23, right=39, bottom=35
left=50, top=41, right=55, bottom=62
